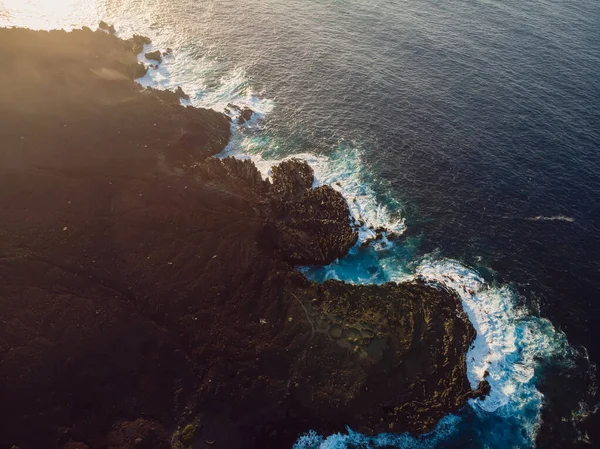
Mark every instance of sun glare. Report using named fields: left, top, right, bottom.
left=1, top=0, right=99, bottom=30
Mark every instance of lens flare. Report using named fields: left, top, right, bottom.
left=0, top=0, right=98, bottom=30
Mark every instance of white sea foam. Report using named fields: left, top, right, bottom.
left=413, top=259, right=545, bottom=443
left=135, top=41, right=273, bottom=117
left=525, top=215, right=575, bottom=222
left=293, top=414, right=460, bottom=449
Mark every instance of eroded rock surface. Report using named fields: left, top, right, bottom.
left=144, top=50, right=162, bottom=63
left=226, top=103, right=254, bottom=124
left=0, top=26, right=481, bottom=449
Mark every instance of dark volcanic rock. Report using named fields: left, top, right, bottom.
left=271, top=158, right=315, bottom=200
left=129, top=34, right=151, bottom=53
left=62, top=442, right=90, bottom=449
left=220, top=157, right=270, bottom=190
left=106, top=419, right=169, bottom=449
left=279, top=277, right=478, bottom=436
left=0, top=26, right=478, bottom=449
left=226, top=103, right=254, bottom=124
left=98, top=21, right=115, bottom=35
left=266, top=183, right=359, bottom=265
left=238, top=106, right=254, bottom=124
left=146, top=85, right=190, bottom=104
left=144, top=50, right=162, bottom=63
left=256, top=158, right=358, bottom=265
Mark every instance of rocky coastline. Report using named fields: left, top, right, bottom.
left=0, top=26, right=487, bottom=449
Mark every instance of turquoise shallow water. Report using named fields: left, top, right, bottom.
left=3, top=1, right=599, bottom=447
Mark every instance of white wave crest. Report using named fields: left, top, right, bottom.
left=525, top=215, right=575, bottom=222
left=413, top=259, right=546, bottom=442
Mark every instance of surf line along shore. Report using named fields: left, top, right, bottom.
left=0, top=26, right=489, bottom=449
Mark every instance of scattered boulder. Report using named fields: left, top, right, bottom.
left=238, top=106, right=254, bottom=124
left=144, top=50, right=162, bottom=63
left=225, top=103, right=254, bottom=124
left=98, top=21, right=116, bottom=35
left=474, top=379, right=492, bottom=399
left=226, top=103, right=241, bottom=113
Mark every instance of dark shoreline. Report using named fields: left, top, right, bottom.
left=0, top=26, right=485, bottom=449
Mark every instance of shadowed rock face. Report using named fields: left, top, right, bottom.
left=0, top=26, right=482, bottom=449
left=144, top=50, right=162, bottom=63
left=226, top=103, right=254, bottom=125
left=265, top=158, right=359, bottom=265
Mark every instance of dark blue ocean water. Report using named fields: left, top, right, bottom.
left=3, top=0, right=600, bottom=447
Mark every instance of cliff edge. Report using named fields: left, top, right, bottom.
left=0, top=27, right=485, bottom=449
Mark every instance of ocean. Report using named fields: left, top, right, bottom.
left=2, top=0, right=599, bottom=447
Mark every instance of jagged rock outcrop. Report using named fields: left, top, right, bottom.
left=271, top=158, right=315, bottom=200
left=265, top=183, right=358, bottom=265
left=226, top=103, right=254, bottom=124
left=98, top=21, right=116, bottom=35
left=129, top=34, right=152, bottom=53
left=220, top=157, right=270, bottom=190
left=238, top=106, right=254, bottom=124
left=0, top=26, right=481, bottom=449
left=254, top=158, right=358, bottom=265
left=144, top=50, right=162, bottom=63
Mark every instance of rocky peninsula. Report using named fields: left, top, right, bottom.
left=0, top=26, right=487, bottom=449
